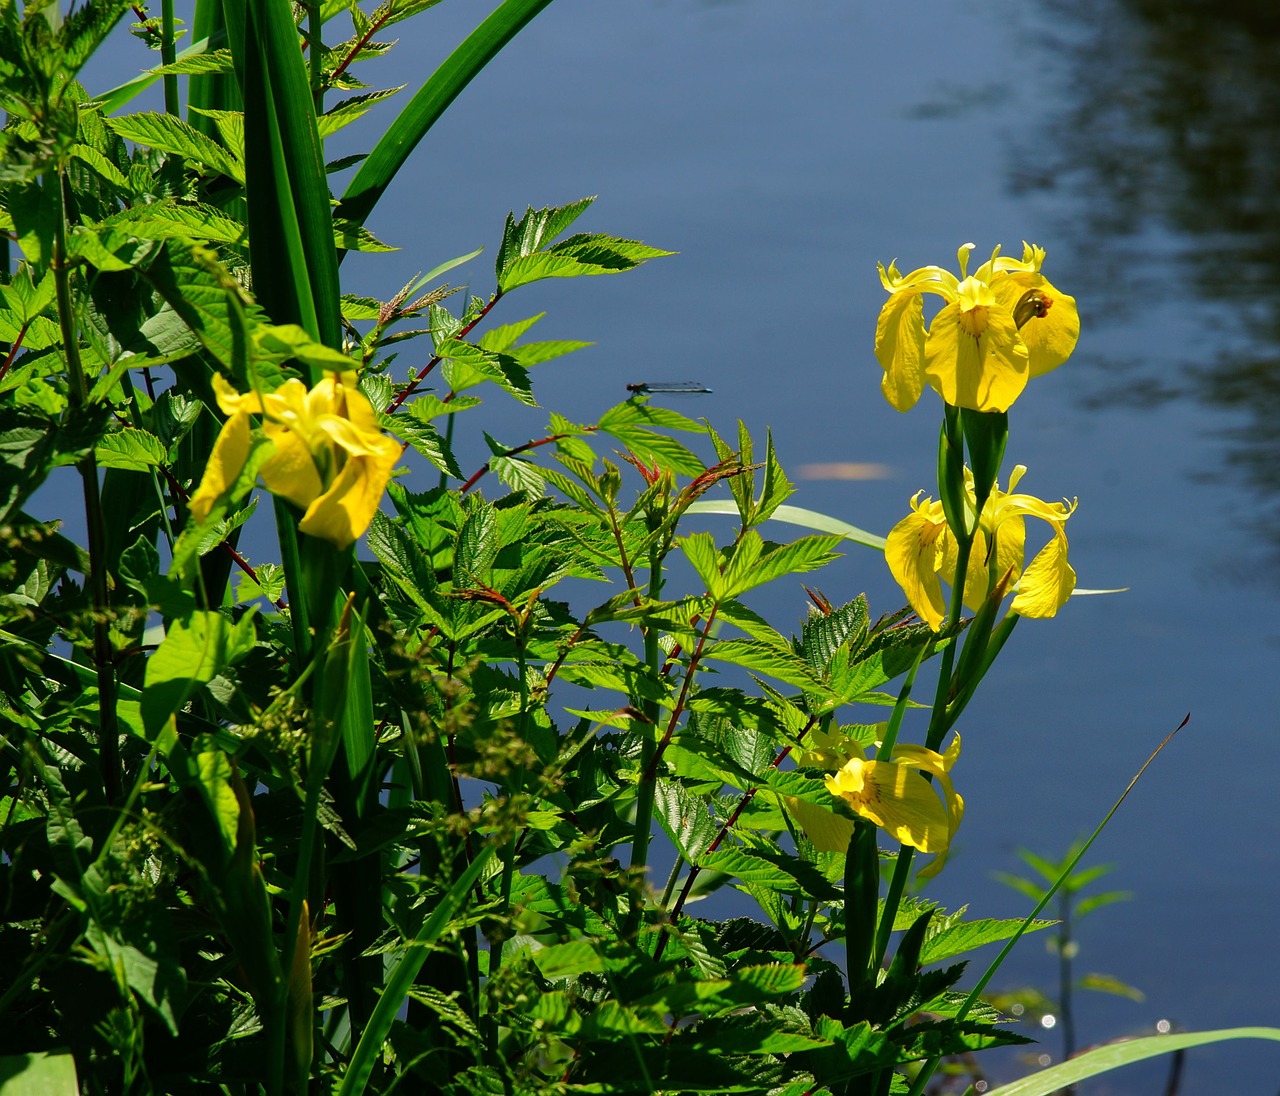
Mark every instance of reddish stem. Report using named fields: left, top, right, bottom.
left=459, top=428, right=597, bottom=494
left=385, top=292, right=503, bottom=415
left=0, top=321, right=30, bottom=384
left=655, top=713, right=819, bottom=959
left=327, top=6, right=393, bottom=88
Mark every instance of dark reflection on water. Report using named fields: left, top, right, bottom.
left=1015, top=0, right=1280, bottom=542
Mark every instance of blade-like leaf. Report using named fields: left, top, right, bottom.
left=337, top=0, right=556, bottom=228
left=987, top=1028, right=1280, bottom=1096
left=686, top=499, right=887, bottom=550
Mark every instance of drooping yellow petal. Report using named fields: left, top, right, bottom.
left=201, top=371, right=400, bottom=550
left=826, top=759, right=950, bottom=854
left=784, top=794, right=856, bottom=854
left=885, top=503, right=948, bottom=630
left=188, top=410, right=252, bottom=525
left=297, top=430, right=400, bottom=550
left=260, top=430, right=325, bottom=511
left=993, top=269, right=1080, bottom=378
left=874, top=288, right=928, bottom=412
left=1010, top=525, right=1076, bottom=618
left=212, top=373, right=264, bottom=417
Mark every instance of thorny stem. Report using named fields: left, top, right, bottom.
left=0, top=320, right=30, bottom=384
left=654, top=713, right=820, bottom=961
left=460, top=428, right=598, bottom=493
left=385, top=292, right=504, bottom=415
left=53, top=172, right=121, bottom=805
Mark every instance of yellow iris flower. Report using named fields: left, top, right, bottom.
left=188, top=371, right=400, bottom=550
left=874, top=242, right=1079, bottom=413
left=785, top=727, right=963, bottom=879
left=885, top=465, right=1077, bottom=631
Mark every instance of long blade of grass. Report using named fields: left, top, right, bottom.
left=906, top=715, right=1191, bottom=1096
left=338, top=845, right=496, bottom=1096
left=685, top=499, right=887, bottom=550
left=337, top=0, right=555, bottom=229
left=239, top=0, right=341, bottom=352
left=986, top=1027, right=1280, bottom=1096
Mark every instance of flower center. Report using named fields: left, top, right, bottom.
left=955, top=276, right=996, bottom=339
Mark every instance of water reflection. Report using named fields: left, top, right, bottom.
left=1015, top=0, right=1280, bottom=542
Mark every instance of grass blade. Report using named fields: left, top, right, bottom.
left=338, top=845, right=495, bottom=1096
left=337, top=0, right=555, bottom=229
left=240, top=0, right=341, bottom=352
left=987, top=1027, right=1280, bottom=1096
left=685, top=499, right=887, bottom=550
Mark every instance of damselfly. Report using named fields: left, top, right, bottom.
left=625, top=382, right=713, bottom=396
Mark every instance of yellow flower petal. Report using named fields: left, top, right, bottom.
left=260, top=431, right=325, bottom=511
left=212, top=373, right=264, bottom=416
left=827, top=759, right=950, bottom=854
left=874, top=288, right=928, bottom=412
left=202, top=371, right=400, bottom=550
left=887, top=466, right=1077, bottom=626
left=297, top=433, right=400, bottom=550
left=188, top=410, right=251, bottom=524
left=1010, top=526, right=1076, bottom=618
left=993, top=270, right=1080, bottom=378
left=925, top=298, right=1030, bottom=412
left=784, top=794, right=856, bottom=854
left=885, top=504, right=948, bottom=630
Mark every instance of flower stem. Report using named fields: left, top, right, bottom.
left=53, top=171, right=120, bottom=805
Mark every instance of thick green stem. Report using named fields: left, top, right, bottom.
left=53, top=173, right=120, bottom=805
left=624, top=538, right=666, bottom=933
left=160, top=0, right=180, bottom=114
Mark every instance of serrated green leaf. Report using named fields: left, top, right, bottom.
left=332, top=219, right=397, bottom=253
left=679, top=531, right=723, bottom=596
left=494, top=197, right=595, bottom=283
left=530, top=940, right=603, bottom=980
left=799, top=594, right=870, bottom=671
left=498, top=232, right=673, bottom=292
left=102, top=200, right=247, bottom=246
left=107, top=112, right=245, bottom=183
left=94, top=427, right=166, bottom=471
left=719, top=534, right=841, bottom=599
left=436, top=337, right=534, bottom=405
left=654, top=779, right=720, bottom=861
left=919, top=918, right=1056, bottom=966
left=489, top=453, right=546, bottom=497
left=71, top=142, right=128, bottom=188
left=380, top=411, right=460, bottom=477
left=698, top=846, right=835, bottom=898
left=148, top=47, right=235, bottom=76
left=700, top=639, right=823, bottom=689
left=316, top=85, right=405, bottom=139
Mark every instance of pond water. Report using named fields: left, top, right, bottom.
left=70, top=0, right=1280, bottom=1091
